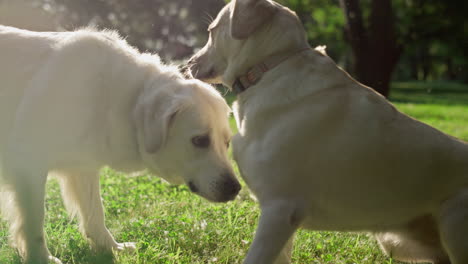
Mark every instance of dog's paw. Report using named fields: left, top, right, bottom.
left=48, top=256, right=63, bottom=264
left=114, top=242, right=137, bottom=252
left=24, top=256, right=62, bottom=264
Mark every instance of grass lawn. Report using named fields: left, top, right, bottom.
left=1, top=81, right=467, bottom=264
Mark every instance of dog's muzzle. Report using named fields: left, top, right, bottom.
left=219, top=175, right=241, bottom=202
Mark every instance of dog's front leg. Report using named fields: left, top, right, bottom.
left=57, top=170, right=136, bottom=252
left=2, top=159, right=59, bottom=264
left=243, top=202, right=300, bottom=264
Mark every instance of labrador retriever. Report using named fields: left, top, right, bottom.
left=0, top=25, right=240, bottom=264
left=187, top=1, right=468, bottom=263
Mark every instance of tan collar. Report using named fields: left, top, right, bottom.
left=232, top=47, right=310, bottom=94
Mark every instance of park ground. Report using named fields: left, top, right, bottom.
left=1, top=81, right=467, bottom=264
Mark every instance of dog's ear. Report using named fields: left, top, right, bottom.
left=134, top=90, right=186, bottom=154
left=142, top=104, right=178, bottom=154
left=230, top=0, right=277, bottom=39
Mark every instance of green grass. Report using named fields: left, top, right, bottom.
left=390, top=82, right=468, bottom=141
left=1, top=81, right=467, bottom=263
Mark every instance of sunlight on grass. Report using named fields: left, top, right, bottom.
left=1, top=82, right=467, bottom=263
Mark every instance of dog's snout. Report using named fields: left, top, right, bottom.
left=220, top=174, right=241, bottom=201
left=224, top=177, right=241, bottom=195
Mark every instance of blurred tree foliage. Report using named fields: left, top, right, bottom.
left=33, top=0, right=224, bottom=60
left=339, top=0, right=401, bottom=96
left=280, top=0, right=467, bottom=96
left=277, top=0, right=347, bottom=64
left=3, top=0, right=466, bottom=93
left=392, top=0, right=468, bottom=83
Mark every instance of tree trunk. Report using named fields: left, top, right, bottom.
left=340, top=0, right=402, bottom=97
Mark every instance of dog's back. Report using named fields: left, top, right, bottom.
left=0, top=26, right=59, bottom=145
left=0, top=25, right=58, bottom=92
left=0, top=26, right=142, bottom=153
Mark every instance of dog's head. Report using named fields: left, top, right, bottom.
left=186, top=0, right=308, bottom=87
left=135, top=77, right=240, bottom=202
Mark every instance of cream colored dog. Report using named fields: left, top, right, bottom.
left=187, top=0, right=468, bottom=263
left=0, top=25, right=240, bottom=264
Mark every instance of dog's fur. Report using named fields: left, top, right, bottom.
left=0, top=25, right=240, bottom=264
left=187, top=0, right=468, bottom=263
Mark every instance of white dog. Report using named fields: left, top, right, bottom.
left=187, top=0, right=468, bottom=263
left=0, top=25, right=240, bottom=264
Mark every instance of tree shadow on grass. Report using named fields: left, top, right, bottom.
left=54, top=247, right=116, bottom=264
left=79, top=251, right=115, bottom=264
left=0, top=250, right=115, bottom=264
left=388, top=82, right=468, bottom=106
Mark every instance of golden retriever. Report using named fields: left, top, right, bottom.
left=187, top=0, right=468, bottom=263
left=0, top=25, right=240, bottom=264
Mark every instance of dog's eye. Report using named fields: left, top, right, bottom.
left=226, top=141, right=230, bottom=149
left=192, top=135, right=210, bottom=148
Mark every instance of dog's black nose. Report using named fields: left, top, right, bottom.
left=188, top=181, right=198, bottom=193
left=221, top=175, right=241, bottom=201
